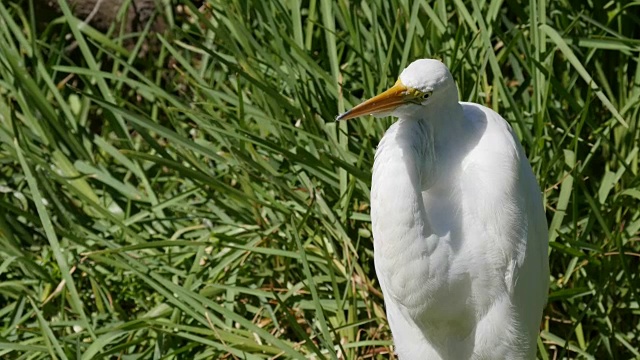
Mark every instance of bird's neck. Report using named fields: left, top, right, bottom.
left=370, top=101, right=465, bottom=309
left=377, top=101, right=465, bottom=190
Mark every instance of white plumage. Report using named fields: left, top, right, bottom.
left=338, top=59, right=549, bottom=359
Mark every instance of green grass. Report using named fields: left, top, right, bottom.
left=1, top=0, right=639, bottom=358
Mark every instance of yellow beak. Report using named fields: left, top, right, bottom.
left=336, top=80, right=411, bottom=121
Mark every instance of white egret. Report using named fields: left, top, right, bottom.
left=337, top=59, right=548, bottom=359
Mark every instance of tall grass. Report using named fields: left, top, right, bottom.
left=0, top=0, right=639, bottom=358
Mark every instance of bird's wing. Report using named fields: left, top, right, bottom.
left=460, top=103, right=549, bottom=353
left=449, top=103, right=548, bottom=310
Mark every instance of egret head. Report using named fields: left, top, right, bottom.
left=336, top=59, right=457, bottom=121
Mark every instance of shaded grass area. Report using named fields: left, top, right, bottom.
left=1, top=0, right=639, bottom=358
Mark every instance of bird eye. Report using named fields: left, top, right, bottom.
left=423, top=92, right=432, bottom=99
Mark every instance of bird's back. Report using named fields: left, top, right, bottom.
left=451, top=103, right=549, bottom=358
left=372, top=102, right=548, bottom=359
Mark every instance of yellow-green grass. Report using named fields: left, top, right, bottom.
left=0, top=0, right=639, bottom=358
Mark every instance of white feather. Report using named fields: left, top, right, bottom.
left=370, top=59, right=549, bottom=359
